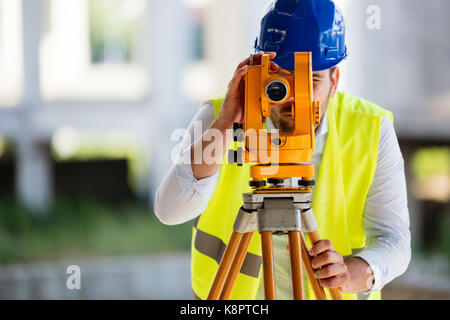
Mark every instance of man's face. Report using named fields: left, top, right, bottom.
left=270, top=67, right=339, bottom=133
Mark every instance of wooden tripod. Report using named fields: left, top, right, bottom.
left=206, top=190, right=343, bottom=301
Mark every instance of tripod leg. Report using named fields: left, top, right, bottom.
left=207, top=231, right=243, bottom=300
left=261, top=231, right=276, bottom=300
left=308, top=231, right=343, bottom=300
left=219, top=232, right=254, bottom=300
left=300, top=233, right=327, bottom=300
left=288, top=231, right=304, bottom=300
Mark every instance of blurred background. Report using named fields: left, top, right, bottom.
left=0, top=0, right=448, bottom=299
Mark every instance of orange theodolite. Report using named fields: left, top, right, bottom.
left=208, top=52, right=342, bottom=300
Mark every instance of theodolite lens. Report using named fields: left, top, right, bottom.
left=265, top=80, right=288, bottom=103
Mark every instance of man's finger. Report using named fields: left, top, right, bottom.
left=236, top=52, right=262, bottom=71
left=314, top=263, right=346, bottom=280
left=311, top=251, right=343, bottom=269
left=318, top=274, right=349, bottom=289
left=252, top=51, right=276, bottom=66
left=228, top=65, right=248, bottom=93
left=309, top=239, right=334, bottom=256
left=269, top=61, right=281, bottom=72
left=236, top=52, right=277, bottom=71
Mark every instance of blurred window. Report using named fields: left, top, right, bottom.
left=89, top=0, right=144, bottom=65
left=191, top=8, right=205, bottom=61
left=181, top=6, right=217, bottom=102
left=40, top=0, right=149, bottom=101
left=0, top=0, right=23, bottom=108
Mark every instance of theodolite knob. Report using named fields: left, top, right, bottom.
left=249, top=180, right=267, bottom=188
left=228, top=148, right=243, bottom=166
left=267, top=178, right=285, bottom=185
left=298, top=179, right=315, bottom=187
left=233, top=123, right=244, bottom=142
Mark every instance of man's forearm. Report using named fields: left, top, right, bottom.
left=191, top=117, right=233, bottom=180
left=342, top=257, right=374, bottom=293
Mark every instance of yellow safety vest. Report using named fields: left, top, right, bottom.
left=191, top=91, right=393, bottom=300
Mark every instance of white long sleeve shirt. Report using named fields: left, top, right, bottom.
left=154, top=101, right=411, bottom=298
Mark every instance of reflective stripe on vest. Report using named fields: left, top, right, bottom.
left=193, top=216, right=262, bottom=278
left=191, top=91, right=391, bottom=300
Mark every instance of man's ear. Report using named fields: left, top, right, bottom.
left=330, top=67, right=340, bottom=98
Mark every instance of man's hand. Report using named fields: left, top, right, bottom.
left=216, top=52, right=280, bottom=128
left=309, top=240, right=350, bottom=290
left=191, top=52, right=280, bottom=179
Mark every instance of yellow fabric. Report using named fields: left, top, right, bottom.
left=191, top=91, right=392, bottom=300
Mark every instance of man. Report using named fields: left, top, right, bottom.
left=155, top=0, right=410, bottom=300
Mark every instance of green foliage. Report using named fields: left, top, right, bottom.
left=411, top=147, right=450, bottom=178
left=0, top=198, right=191, bottom=264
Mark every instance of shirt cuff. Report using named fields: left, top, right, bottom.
left=174, top=144, right=220, bottom=202
left=353, top=251, right=384, bottom=295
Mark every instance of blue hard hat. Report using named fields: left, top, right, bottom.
left=254, top=0, right=347, bottom=72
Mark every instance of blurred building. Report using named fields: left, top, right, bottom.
left=0, top=0, right=189, bottom=211
left=0, top=0, right=449, bottom=250
left=0, top=0, right=273, bottom=212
